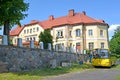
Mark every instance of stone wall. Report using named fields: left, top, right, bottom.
left=0, top=45, right=81, bottom=72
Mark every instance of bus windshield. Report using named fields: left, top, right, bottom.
left=93, top=49, right=109, bottom=58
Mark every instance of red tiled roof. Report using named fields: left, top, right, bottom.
left=10, top=26, right=24, bottom=36
left=24, top=20, right=39, bottom=26
left=40, top=12, right=107, bottom=29
left=10, top=10, right=108, bottom=36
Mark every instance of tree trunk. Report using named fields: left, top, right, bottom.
left=3, top=20, right=10, bottom=45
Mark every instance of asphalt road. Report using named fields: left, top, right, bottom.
left=43, top=68, right=120, bottom=80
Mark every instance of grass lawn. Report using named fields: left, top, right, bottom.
left=0, top=63, right=93, bottom=80
left=113, top=64, right=120, bottom=69
left=116, top=76, right=120, bottom=80
left=114, top=65, right=120, bottom=80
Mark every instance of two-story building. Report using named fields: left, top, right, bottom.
left=10, top=9, right=109, bottom=53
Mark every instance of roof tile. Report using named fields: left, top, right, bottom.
left=10, top=26, right=24, bottom=36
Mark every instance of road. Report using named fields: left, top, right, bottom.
left=43, top=69, right=120, bottom=80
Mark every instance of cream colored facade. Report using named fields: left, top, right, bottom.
left=11, top=23, right=109, bottom=53
left=19, top=24, right=44, bottom=43
left=51, top=24, right=109, bottom=53
left=12, top=24, right=44, bottom=47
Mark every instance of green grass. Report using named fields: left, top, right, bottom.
left=112, top=64, right=120, bottom=69
left=0, top=63, right=93, bottom=80
left=113, top=64, right=120, bottom=80
left=115, top=75, right=120, bottom=80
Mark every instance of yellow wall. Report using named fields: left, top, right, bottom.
left=19, top=24, right=44, bottom=43
left=86, top=25, right=109, bottom=49
left=52, top=24, right=109, bottom=52
left=11, top=23, right=109, bottom=53
left=11, top=24, right=44, bottom=45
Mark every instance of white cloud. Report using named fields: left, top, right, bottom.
left=108, top=24, right=120, bottom=31
left=108, top=24, right=120, bottom=40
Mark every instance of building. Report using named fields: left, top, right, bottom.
left=10, top=20, right=45, bottom=47
left=10, top=9, right=109, bottom=53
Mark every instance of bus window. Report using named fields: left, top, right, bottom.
left=100, top=51, right=109, bottom=58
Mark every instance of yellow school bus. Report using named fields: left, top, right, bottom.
left=92, top=49, right=116, bottom=67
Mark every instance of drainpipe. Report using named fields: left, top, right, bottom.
left=82, top=24, right=86, bottom=53
left=107, top=24, right=110, bottom=49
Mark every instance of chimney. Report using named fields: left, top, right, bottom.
left=68, top=9, right=74, bottom=16
left=49, top=15, right=54, bottom=20
left=82, top=11, right=86, bottom=15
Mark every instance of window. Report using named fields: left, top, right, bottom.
left=36, top=27, right=39, bottom=32
left=33, top=28, right=35, bottom=32
left=27, top=29, right=29, bottom=33
left=69, top=31, right=72, bottom=37
left=57, top=30, right=63, bottom=38
left=24, top=30, right=26, bottom=34
left=88, top=29, right=93, bottom=36
left=30, top=29, right=32, bottom=33
left=30, top=37, right=32, bottom=41
left=33, top=37, right=36, bottom=41
left=76, top=29, right=81, bottom=37
left=26, top=38, right=29, bottom=41
left=89, top=42, right=94, bottom=50
left=100, top=30, right=103, bottom=36
left=101, top=42, right=104, bottom=49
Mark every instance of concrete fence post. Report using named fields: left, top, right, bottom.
left=17, top=38, right=23, bottom=47
left=48, top=43, right=52, bottom=51
left=55, top=44, right=58, bottom=51
left=39, top=42, right=44, bottom=49
left=2, top=35, right=8, bottom=45
left=30, top=40, right=34, bottom=48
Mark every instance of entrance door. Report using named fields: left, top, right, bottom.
left=76, top=43, right=81, bottom=54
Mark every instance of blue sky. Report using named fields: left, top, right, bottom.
left=0, top=0, right=120, bottom=39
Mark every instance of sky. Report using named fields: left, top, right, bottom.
left=0, top=0, right=120, bottom=39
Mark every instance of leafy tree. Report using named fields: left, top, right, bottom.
left=0, top=0, right=29, bottom=45
left=110, top=26, right=120, bottom=58
left=39, top=29, right=53, bottom=49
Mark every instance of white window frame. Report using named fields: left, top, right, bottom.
left=101, top=42, right=104, bottom=49
left=100, top=30, right=104, bottom=36
left=88, top=29, right=93, bottom=36
left=89, top=42, right=94, bottom=50
left=76, top=29, right=81, bottom=37
left=57, top=30, right=63, bottom=38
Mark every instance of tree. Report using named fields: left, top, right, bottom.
left=39, top=29, right=53, bottom=49
left=110, top=26, right=120, bottom=58
left=0, top=0, right=29, bottom=45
